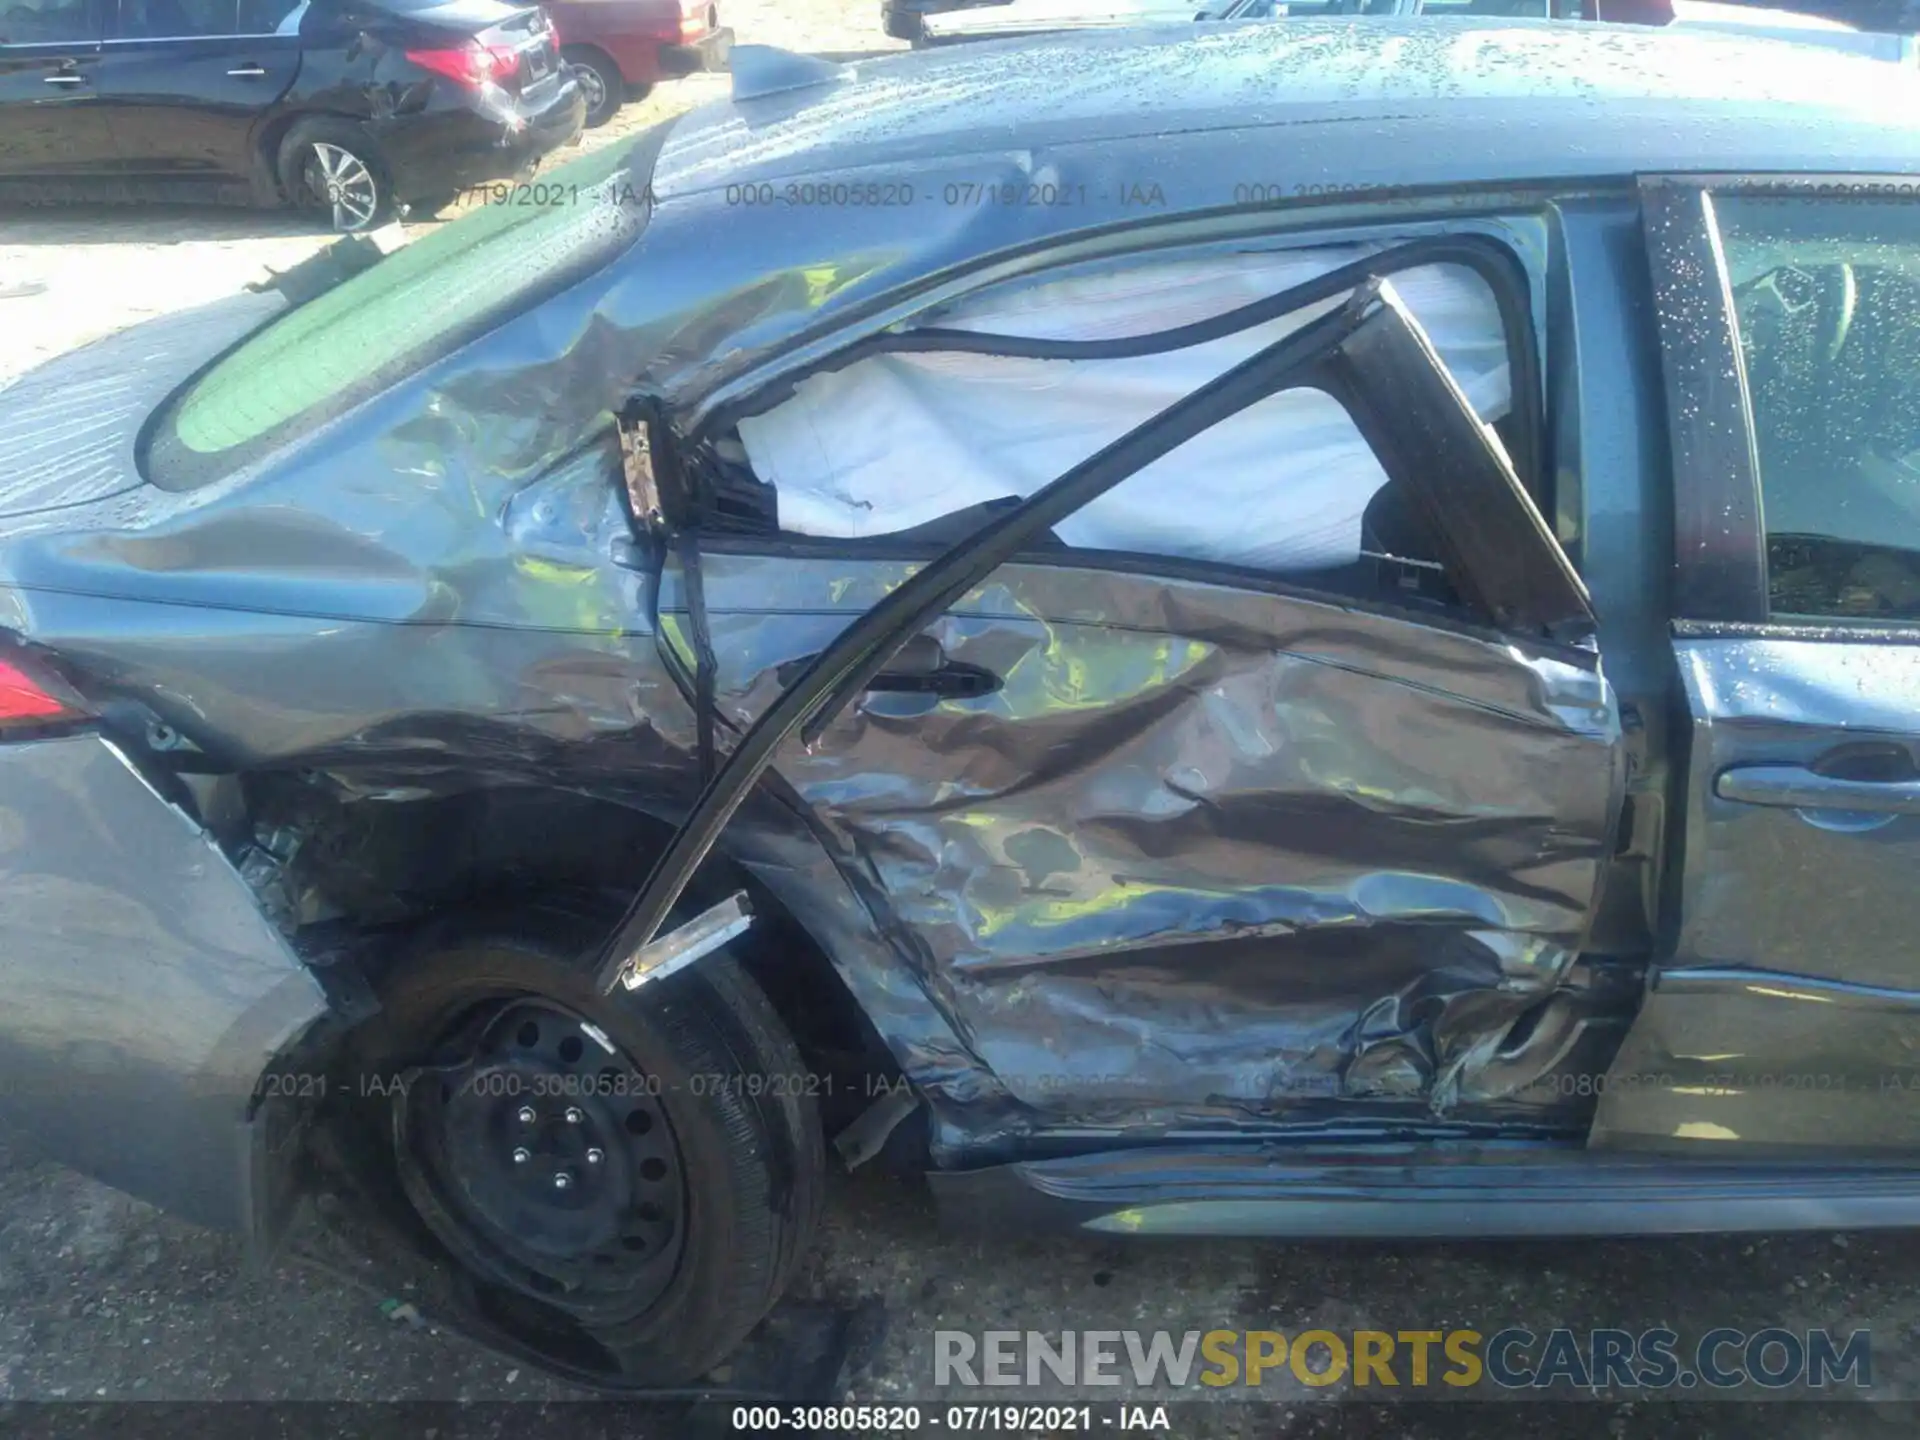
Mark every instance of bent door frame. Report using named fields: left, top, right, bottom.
left=600, top=239, right=1617, bottom=995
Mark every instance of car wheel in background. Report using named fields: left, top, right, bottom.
left=348, top=905, right=824, bottom=1386
left=277, top=118, right=392, bottom=233
left=562, top=48, right=625, bottom=127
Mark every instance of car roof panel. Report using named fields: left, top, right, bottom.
left=652, top=19, right=1920, bottom=197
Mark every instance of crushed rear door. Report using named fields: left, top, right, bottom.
left=603, top=245, right=1627, bottom=1149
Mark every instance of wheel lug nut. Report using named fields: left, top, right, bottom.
left=517, top=1107, right=536, bottom=1125
left=585, top=1147, right=604, bottom=1165
left=553, top=1171, right=573, bottom=1191
left=565, top=1107, right=584, bottom=1125
left=512, top=1147, right=531, bottom=1164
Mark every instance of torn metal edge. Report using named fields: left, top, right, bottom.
left=598, top=889, right=754, bottom=992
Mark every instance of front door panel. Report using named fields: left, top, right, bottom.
left=1595, top=638, right=1920, bottom=1153
left=1597, top=180, right=1920, bottom=1156
left=1672, top=639, right=1920, bottom=994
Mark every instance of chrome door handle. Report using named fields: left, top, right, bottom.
left=1716, top=764, right=1920, bottom=815
left=227, top=64, right=268, bottom=77
left=42, top=73, right=85, bottom=85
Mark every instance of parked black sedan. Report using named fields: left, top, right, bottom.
left=0, top=0, right=585, bottom=229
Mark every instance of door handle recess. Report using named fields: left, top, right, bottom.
left=1715, top=765, right=1920, bottom=815
left=856, top=662, right=999, bottom=698
left=227, top=64, right=268, bottom=77
left=775, top=634, right=1000, bottom=699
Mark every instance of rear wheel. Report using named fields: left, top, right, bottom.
left=277, top=117, right=391, bottom=233
left=563, top=48, right=625, bottom=127
left=349, top=906, right=824, bottom=1386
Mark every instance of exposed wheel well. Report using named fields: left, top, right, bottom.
left=250, top=778, right=903, bottom=1136
left=560, top=41, right=620, bottom=71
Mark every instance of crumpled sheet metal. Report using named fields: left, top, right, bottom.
left=665, top=549, right=1624, bottom=1146
left=0, top=106, right=1621, bottom=1166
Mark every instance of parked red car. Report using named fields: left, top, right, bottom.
left=546, top=0, right=734, bottom=125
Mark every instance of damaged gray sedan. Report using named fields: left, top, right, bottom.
left=6, top=17, right=1920, bottom=1389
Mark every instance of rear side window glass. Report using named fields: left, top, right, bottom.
left=0, top=0, right=93, bottom=42
left=236, top=0, right=304, bottom=30
left=146, top=139, right=650, bottom=490
left=111, top=0, right=240, bottom=36
left=1717, top=194, right=1920, bottom=621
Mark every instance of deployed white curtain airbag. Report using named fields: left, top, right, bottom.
left=736, top=246, right=1512, bottom=572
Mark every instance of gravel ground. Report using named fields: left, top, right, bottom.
left=5, top=1124, right=1920, bottom=1436
left=2, top=8, right=1920, bottom=1436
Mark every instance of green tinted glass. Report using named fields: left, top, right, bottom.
left=169, top=140, right=645, bottom=459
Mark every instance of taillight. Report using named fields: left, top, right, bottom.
left=0, top=655, right=83, bottom=731
left=406, top=40, right=522, bottom=89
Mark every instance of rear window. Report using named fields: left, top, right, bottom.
left=146, top=138, right=652, bottom=491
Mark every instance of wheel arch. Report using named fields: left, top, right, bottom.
left=560, top=40, right=624, bottom=76
left=261, top=110, right=391, bottom=210
left=259, top=780, right=904, bottom=1130
left=255, top=107, right=324, bottom=197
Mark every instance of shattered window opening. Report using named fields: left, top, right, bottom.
left=678, top=234, right=1543, bottom=626
left=599, top=271, right=1588, bottom=993
left=734, top=247, right=1516, bottom=578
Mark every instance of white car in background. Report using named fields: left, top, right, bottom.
left=1665, top=0, right=1915, bottom=55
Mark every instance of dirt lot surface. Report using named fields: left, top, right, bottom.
left=2, top=7, right=1920, bottom=1436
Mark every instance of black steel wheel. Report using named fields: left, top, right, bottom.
left=348, top=902, right=824, bottom=1387
left=396, top=997, right=688, bottom=1324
